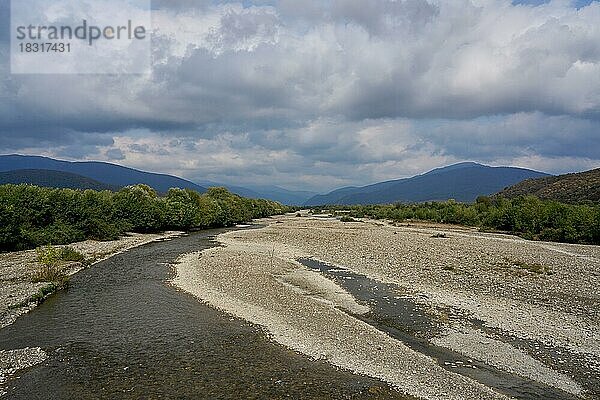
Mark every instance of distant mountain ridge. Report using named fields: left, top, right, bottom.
left=0, top=154, right=315, bottom=204
left=197, top=181, right=317, bottom=205
left=0, top=154, right=207, bottom=194
left=496, top=168, right=600, bottom=203
left=0, top=169, right=118, bottom=191
left=245, top=185, right=318, bottom=206
left=305, top=162, right=550, bottom=205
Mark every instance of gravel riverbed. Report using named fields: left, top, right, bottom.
left=173, top=214, right=599, bottom=400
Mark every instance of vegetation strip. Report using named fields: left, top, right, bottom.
left=0, top=184, right=288, bottom=252
left=318, top=195, right=600, bottom=245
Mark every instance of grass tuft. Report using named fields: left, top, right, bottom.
left=505, top=258, right=553, bottom=275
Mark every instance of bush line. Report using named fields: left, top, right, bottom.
left=0, top=184, right=288, bottom=252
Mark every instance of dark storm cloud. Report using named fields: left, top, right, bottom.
left=1, top=0, right=599, bottom=190
left=418, top=114, right=600, bottom=161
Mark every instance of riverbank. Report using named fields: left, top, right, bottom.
left=173, top=214, right=599, bottom=399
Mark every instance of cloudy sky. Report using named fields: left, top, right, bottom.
left=1, top=0, right=599, bottom=192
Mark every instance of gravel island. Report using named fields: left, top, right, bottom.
left=173, top=213, right=599, bottom=400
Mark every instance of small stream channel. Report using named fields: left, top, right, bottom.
left=298, top=258, right=581, bottom=400
left=0, top=229, right=409, bottom=400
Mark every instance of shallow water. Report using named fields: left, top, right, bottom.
left=298, top=258, right=580, bottom=400
left=0, top=229, right=409, bottom=400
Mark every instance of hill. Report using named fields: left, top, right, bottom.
left=197, top=182, right=317, bottom=205
left=305, top=162, right=550, bottom=205
left=237, top=185, right=317, bottom=206
left=0, top=169, right=118, bottom=191
left=0, top=155, right=315, bottom=204
left=0, top=154, right=207, bottom=194
left=496, top=168, right=600, bottom=203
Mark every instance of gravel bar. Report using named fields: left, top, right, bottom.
left=173, top=214, right=598, bottom=399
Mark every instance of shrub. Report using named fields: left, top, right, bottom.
left=33, top=245, right=70, bottom=287
left=0, top=184, right=288, bottom=252
left=320, top=196, right=600, bottom=245
left=59, top=246, right=85, bottom=262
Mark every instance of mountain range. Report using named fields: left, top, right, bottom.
left=0, top=154, right=206, bottom=194
left=304, top=162, right=550, bottom=205
left=496, top=168, right=600, bottom=203
left=0, top=155, right=316, bottom=205
left=1, top=155, right=565, bottom=206
left=0, top=169, right=117, bottom=191
left=196, top=181, right=318, bottom=206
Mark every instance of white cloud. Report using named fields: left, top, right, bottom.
left=1, top=0, right=600, bottom=190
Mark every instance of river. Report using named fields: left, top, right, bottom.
left=0, top=228, right=408, bottom=400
